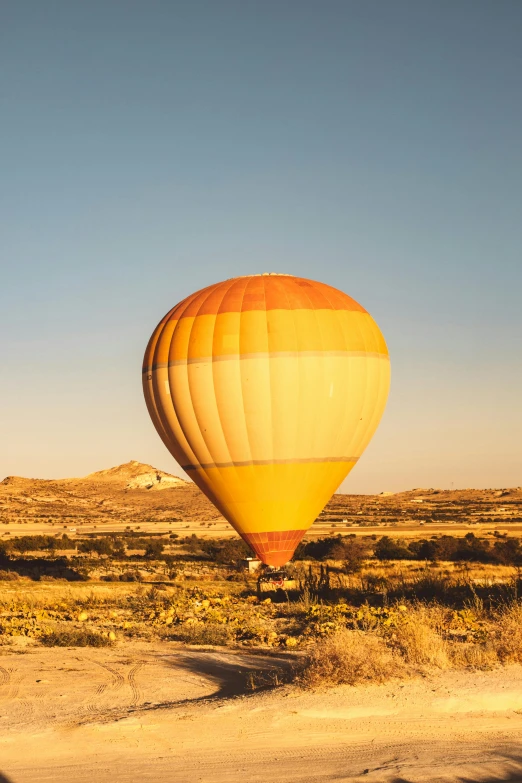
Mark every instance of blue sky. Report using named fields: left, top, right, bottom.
left=1, top=1, right=521, bottom=492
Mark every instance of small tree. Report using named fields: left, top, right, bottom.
left=374, top=536, right=412, bottom=561
left=111, top=538, right=126, bottom=558
left=78, top=539, right=113, bottom=557
left=145, top=540, right=164, bottom=559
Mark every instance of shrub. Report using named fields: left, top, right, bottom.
left=295, top=536, right=345, bottom=561
left=491, top=603, right=522, bottom=663
left=198, top=538, right=252, bottom=565
left=40, top=629, right=112, bottom=647
left=78, top=537, right=126, bottom=558
left=296, top=628, right=405, bottom=687
left=8, top=535, right=64, bottom=554
left=0, top=570, right=19, bottom=581
left=390, top=608, right=449, bottom=668
left=340, top=538, right=368, bottom=573
left=172, top=622, right=232, bottom=646
left=119, top=570, right=142, bottom=582
left=374, top=536, right=413, bottom=561
left=145, top=540, right=164, bottom=559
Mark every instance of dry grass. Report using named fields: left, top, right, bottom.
left=329, top=560, right=520, bottom=595
left=295, top=600, right=522, bottom=688
left=448, top=641, right=498, bottom=669
left=391, top=607, right=449, bottom=668
left=296, top=629, right=406, bottom=687
left=491, top=603, right=522, bottom=664
left=170, top=622, right=233, bottom=646
left=0, top=581, right=139, bottom=609
left=2, top=563, right=522, bottom=688
left=40, top=629, right=112, bottom=647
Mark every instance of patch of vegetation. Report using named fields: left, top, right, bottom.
left=376, top=533, right=522, bottom=565
left=144, top=539, right=164, bottom=559
left=78, top=537, right=125, bottom=557
left=295, top=535, right=368, bottom=571
left=40, top=629, right=113, bottom=647
left=0, top=554, right=88, bottom=582
left=2, top=524, right=522, bottom=688
left=1, top=534, right=76, bottom=554
left=295, top=628, right=405, bottom=687
left=171, top=621, right=232, bottom=646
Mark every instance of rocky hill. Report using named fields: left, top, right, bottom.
left=0, top=461, right=217, bottom=528
left=1, top=461, right=521, bottom=532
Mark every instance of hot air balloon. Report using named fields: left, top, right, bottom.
left=142, top=274, right=390, bottom=567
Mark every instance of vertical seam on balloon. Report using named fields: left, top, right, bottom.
left=178, top=290, right=237, bottom=515
left=274, top=276, right=301, bottom=537
left=288, top=277, right=324, bottom=528
left=274, top=276, right=300, bottom=461
left=210, top=288, right=236, bottom=466
left=180, top=281, right=236, bottom=490
left=145, top=311, right=178, bottom=449
left=162, top=289, right=215, bottom=469
left=236, top=278, right=250, bottom=458
left=307, top=280, right=334, bottom=310
left=169, top=280, right=221, bottom=321
left=210, top=277, right=249, bottom=512
left=321, top=283, right=351, bottom=311
left=314, top=281, right=337, bottom=309
left=149, top=317, right=185, bottom=461
left=317, top=279, right=366, bottom=313
left=238, top=277, right=262, bottom=510
left=143, top=328, right=170, bottom=447
left=165, top=318, right=202, bottom=470
left=262, top=276, right=276, bottom=514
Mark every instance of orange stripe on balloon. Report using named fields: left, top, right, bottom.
left=142, top=310, right=388, bottom=369
left=161, top=275, right=366, bottom=321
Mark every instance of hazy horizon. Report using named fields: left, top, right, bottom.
left=2, top=1, right=521, bottom=494
left=3, top=456, right=521, bottom=497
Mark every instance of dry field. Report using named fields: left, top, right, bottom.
left=1, top=461, right=521, bottom=540
left=2, top=462, right=522, bottom=781
left=1, top=557, right=522, bottom=669
left=2, top=566, right=522, bottom=783
left=2, top=562, right=522, bottom=782
left=1, top=638, right=522, bottom=783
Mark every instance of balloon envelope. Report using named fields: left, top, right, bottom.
left=143, top=274, right=390, bottom=566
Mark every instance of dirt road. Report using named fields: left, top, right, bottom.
left=1, top=642, right=522, bottom=782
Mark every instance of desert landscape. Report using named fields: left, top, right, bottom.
left=1, top=462, right=522, bottom=782
left=2, top=641, right=522, bottom=783
left=3, top=3, right=521, bottom=780
left=2, top=459, right=521, bottom=537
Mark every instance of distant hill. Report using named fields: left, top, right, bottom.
left=0, top=461, right=521, bottom=530
left=322, top=485, right=522, bottom=527
left=0, top=461, right=217, bottom=527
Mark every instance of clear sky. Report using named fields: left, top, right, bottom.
left=1, top=1, right=521, bottom=493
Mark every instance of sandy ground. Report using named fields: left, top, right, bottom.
left=1, top=642, right=522, bottom=783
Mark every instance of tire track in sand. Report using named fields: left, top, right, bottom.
left=85, top=660, right=125, bottom=714
left=0, top=667, right=34, bottom=723
left=0, top=665, right=10, bottom=689
left=127, top=661, right=145, bottom=707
